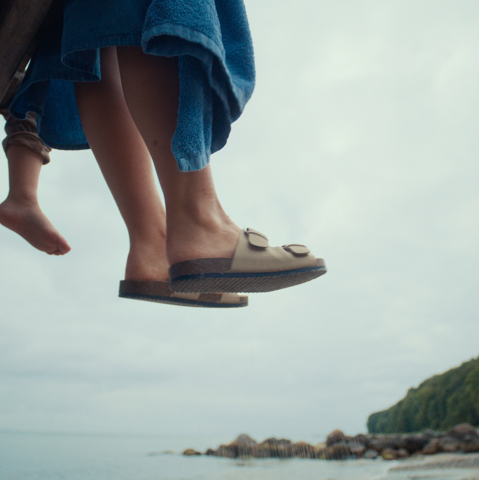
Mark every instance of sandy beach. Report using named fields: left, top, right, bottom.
left=390, top=452, right=479, bottom=474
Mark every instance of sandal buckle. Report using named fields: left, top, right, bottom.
left=245, top=228, right=269, bottom=248
left=283, top=244, right=310, bottom=255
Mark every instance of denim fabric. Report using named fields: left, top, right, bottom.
left=0, top=71, right=51, bottom=164
left=10, top=0, right=255, bottom=172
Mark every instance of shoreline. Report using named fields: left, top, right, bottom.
left=390, top=452, right=479, bottom=471
left=183, top=423, right=479, bottom=462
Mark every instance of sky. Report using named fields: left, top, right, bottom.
left=1, top=0, right=479, bottom=445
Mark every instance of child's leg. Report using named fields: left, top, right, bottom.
left=116, top=47, right=240, bottom=266
left=0, top=144, right=71, bottom=255
left=75, top=47, right=169, bottom=281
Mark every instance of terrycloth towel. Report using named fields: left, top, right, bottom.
left=11, top=0, right=255, bottom=172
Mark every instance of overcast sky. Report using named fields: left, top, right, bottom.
left=1, top=0, right=479, bottom=445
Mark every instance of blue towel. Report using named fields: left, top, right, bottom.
left=11, top=0, right=255, bottom=172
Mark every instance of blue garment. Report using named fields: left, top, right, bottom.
left=11, top=0, right=255, bottom=172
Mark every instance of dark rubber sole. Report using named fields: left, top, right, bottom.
left=119, top=291, right=248, bottom=308
left=118, top=280, right=248, bottom=308
left=169, top=261, right=327, bottom=294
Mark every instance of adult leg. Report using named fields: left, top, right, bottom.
left=75, top=47, right=169, bottom=281
left=0, top=144, right=71, bottom=255
left=116, top=46, right=240, bottom=266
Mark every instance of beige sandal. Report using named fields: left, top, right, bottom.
left=169, top=228, right=326, bottom=293
left=119, top=280, right=248, bottom=308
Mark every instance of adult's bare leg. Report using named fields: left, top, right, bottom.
left=116, top=46, right=240, bottom=266
left=0, top=145, right=71, bottom=255
left=75, top=47, right=168, bottom=281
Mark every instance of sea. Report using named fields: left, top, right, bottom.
left=0, top=430, right=477, bottom=480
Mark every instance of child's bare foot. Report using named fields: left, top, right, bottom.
left=0, top=197, right=71, bottom=255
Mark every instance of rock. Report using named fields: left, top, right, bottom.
left=438, top=436, right=460, bottom=453
left=205, top=434, right=259, bottom=458
left=324, top=443, right=351, bottom=460
left=395, top=448, right=410, bottom=459
left=260, top=437, right=292, bottom=447
left=259, top=438, right=294, bottom=458
left=388, top=437, right=402, bottom=449
left=461, top=436, right=479, bottom=453
left=368, top=439, right=385, bottom=452
left=231, top=434, right=258, bottom=447
left=183, top=449, right=201, bottom=456
left=446, top=424, right=479, bottom=442
left=214, top=445, right=236, bottom=458
left=198, top=427, right=479, bottom=462
left=314, top=443, right=328, bottom=459
left=292, top=441, right=318, bottom=459
left=347, top=441, right=366, bottom=458
left=326, top=429, right=346, bottom=447
left=422, top=429, right=438, bottom=439
left=316, top=446, right=328, bottom=460
left=369, top=438, right=395, bottom=453
left=363, top=449, right=379, bottom=460
left=205, top=435, right=315, bottom=459
left=398, top=435, right=430, bottom=454
left=381, top=448, right=397, bottom=460
left=227, top=434, right=259, bottom=457
left=422, top=439, right=440, bottom=455
left=353, top=434, right=370, bottom=448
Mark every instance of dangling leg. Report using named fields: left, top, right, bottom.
left=116, top=46, right=240, bottom=267
left=115, top=47, right=325, bottom=294
left=0, top=143, right=71, bottom=255
left=75, top=47, right=169, bottom=281
left=75, top=47, right=249, bottom=306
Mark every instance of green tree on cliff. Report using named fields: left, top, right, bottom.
left=368, top=357, right=479, bottom=434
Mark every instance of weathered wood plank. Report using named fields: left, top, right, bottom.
left=0, top=0, right=54, bottom=103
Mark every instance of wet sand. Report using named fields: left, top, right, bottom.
left=390, top=452, right=479, bottom=472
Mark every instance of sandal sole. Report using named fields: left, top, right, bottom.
left=119, top=281, right=248, bottom=308
left=170, top=259, right=326, bottom=293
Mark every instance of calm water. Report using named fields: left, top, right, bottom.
left=0, top=430, right=476, bottom=480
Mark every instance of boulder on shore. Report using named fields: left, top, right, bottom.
left=212, top=433, right=259, bottom=458
left=348, top=441, right=366, bottom=458
left=395, top=448, right=410, bottom=459
left=422, top=439, right=440, bottom=455
left=461, top=437, right=479, bottom=453
left=183, top=449, right=201, bottom=456
left=292, top=441, right=320, bottom=459
left=199, top=423, right=479, bottom=461
left=324, top=443, right=351, bottom=460
left=363, top=449, right=379, bottom=460
left=446, top=424, right=479, bottom=441
left=369, top=439, right=393, bottom=453
left=326, top=429, right=346, bottom=447
left=438, top=436, right=460, bottom=453
left=257, top=438, right=294, bottom=458
left=398, top=434, right=430, bottom=454
left=353, top=434, right=370, bottom=448
left=444, top=424, right=479, bottom=454
left=381, top=448, right=397, bottom=460
left=233, top=434, right=258, bottom=447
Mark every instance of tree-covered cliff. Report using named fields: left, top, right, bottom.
left=368, top=357, right=479, bottom=434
